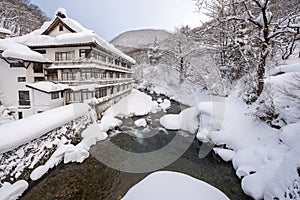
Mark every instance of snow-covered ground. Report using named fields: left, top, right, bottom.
left=159, top=57, right=300, bottom=199
left=135, top=64, right=213, bottom=107
left=0, top=103, right=94, bottom=199
left=122, top=171, right=230, bottom=200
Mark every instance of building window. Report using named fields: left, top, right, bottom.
left=100, top=72, right=106, bottom=79
left=55, top=52, right=73, bottom=61
left=34, top=77, right=45, bottom=82
left=51, top=92, right=60, bottom=100
left=46, top=70, right=58, bottom=81
left=108, top=58, right=114, bottom=64
left=62, top=72, right=76, bottom=81
left=33, top=63, right=43, bottom=73
left=82, top=90, right=93, bottom=100
left=109, top=72, right=113, bottom=79
left=59, top=25, right=64, bottom=31
left=81, top=69, right=92, bottom=80
left=79, top=49, right=91, bottom=58
left=10, top=62, right=24, bottom=68
left=100, top=88, right=107, bottom=97
left=17, top=77, right=26, bottom=82
left=19, top=91, right=30, bottom=106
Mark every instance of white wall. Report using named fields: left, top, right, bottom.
left=31, top=90, right=64, bottom=114
left=48, top=23, right=72, bottom=37
left=0, top=60, right=26, bottom=108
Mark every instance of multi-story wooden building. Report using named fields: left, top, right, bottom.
left=0, top=9, right=135, bottom=119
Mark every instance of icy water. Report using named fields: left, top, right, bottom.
left=22, top=94, right=251, bottom=200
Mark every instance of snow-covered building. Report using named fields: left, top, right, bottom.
left=0, top=8, right=135, bottom=119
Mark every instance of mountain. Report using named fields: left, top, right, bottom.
left=110, top=29, right=172, bottom=65
left=0, top=0, right=49, bottom=36
left=111, top=29, right=172, bottom=52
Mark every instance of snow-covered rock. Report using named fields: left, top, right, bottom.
left=159, top=99, right=171, bottom=110
left=122, top=171, right=230, bottom=200
left=134, top=119, right=147, bottom=127
left=160, top=107, right=199, bottom=134
left=0, top=180, right=28, bottom=200
left=213, top=148, right=235, bottom=162
left=63, top=144, right=89, bottom=164
left=98, top=89, right=168, bottom=131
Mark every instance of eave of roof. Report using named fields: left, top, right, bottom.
left=41, top=17, right=76, bottom=35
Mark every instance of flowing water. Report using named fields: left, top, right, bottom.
left=22, top=94, right=252, bottom=200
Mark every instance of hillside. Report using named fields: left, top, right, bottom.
left=0, top=0, right=49, bottom=36
left=110, top=29, right=171, bottom=52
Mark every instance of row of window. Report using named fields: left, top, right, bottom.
left=59, top=69, right=131, bottom=81
left=18, top=77, right=45, bottom=83
left=11, top=62, right=43, bottom=74
left=18, top=83, right=131, bottom=107
left=65, top=84, right=131, bottom=103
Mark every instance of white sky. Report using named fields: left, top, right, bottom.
left=30, top=0, right=207, bottom=40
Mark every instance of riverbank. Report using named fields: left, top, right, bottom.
left=21, top=91, right=251, bottom=199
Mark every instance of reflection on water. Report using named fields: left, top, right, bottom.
left=22, top=97, right=251, bottom=200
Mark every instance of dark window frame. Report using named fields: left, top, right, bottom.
left=33, top=63, right=43, bottom=73
left=18, top=91, right=30, bottom=106
left=17, top=77, right=26, bottom=82
left=51, top=92, right=60, bottom=100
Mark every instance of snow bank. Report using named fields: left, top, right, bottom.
left=160, top=107, right=199, bottom=134
left=194, top=94, right=300, bottom=199
left=269, top=63, right=300, bottom=75
left=0, top=180, right=28, bottom=200
left=159, top=99, right=171, bottom=110
left=134, top=118, right=147, bottom=127
left=0, top=103, right=90, bottom=154
left=122, top=171, right=229, bottom=200
left=98, top=89, right=168, bottom=131
left=30, top=122, right=107, bottom=181
left=213, top=148, right=235, bottom=162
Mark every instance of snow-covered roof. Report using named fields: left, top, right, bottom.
left=0, top=39, right=49, bottom=63
left=0, top=27, right=12, bottom=35
left=26, top=81, right=70, bottom=93
left=13, top=8, right=135, bottom=65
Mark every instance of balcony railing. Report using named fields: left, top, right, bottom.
left=52, top=58, right=132, bottom=72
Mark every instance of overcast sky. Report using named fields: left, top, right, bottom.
left=30, top=0, right=206, bottom=40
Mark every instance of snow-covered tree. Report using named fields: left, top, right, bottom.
left=194, top=0, right=300, bottom=102
left=0, top=0, right=49, bottom=35
left=159, top=29, right=200, bottom=84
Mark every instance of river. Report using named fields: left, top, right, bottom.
left=22, top=94, right=251, bottom=200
